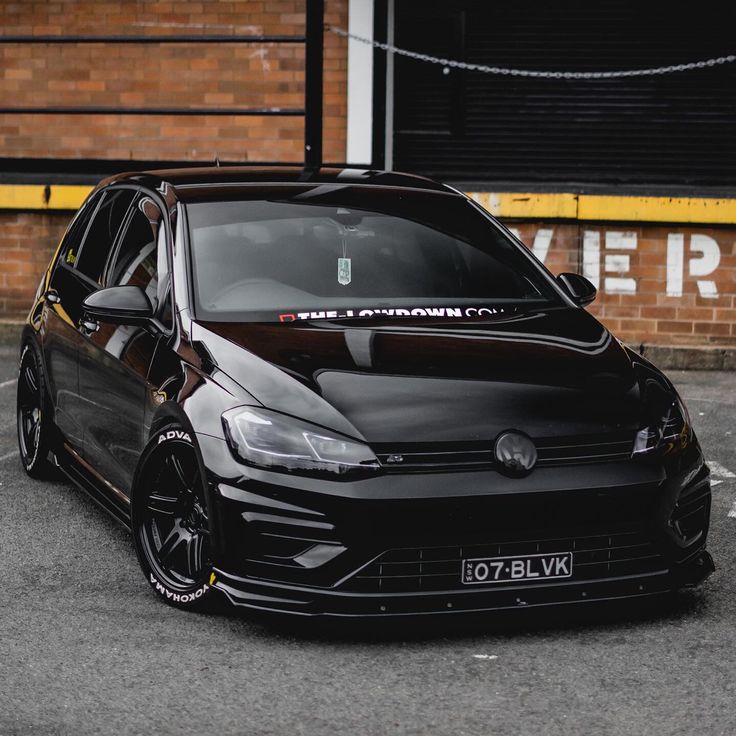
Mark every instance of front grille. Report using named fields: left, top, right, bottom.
left=342, top=528, right=667, bottom=593
left=374, top=433, right=633, bottom=472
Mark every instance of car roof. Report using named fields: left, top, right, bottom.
left=100, top=167, right=458, bottom=202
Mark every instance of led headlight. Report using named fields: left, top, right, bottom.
left=633, top=396, right=692, bottom=457
left=222, top=406, right=379, bottom=477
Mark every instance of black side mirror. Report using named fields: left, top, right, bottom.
left=83, top=285, right=154, bottom=325
left=556, top=273, right=597, bottom=306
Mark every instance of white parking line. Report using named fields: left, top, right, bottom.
left=0, top=450, right=18, bottom=463
left=472, top=654, right=498, bottom=661
left=685, top=396, right=736, bottom=405
left=0, top=379, right=17, bottom=389
left=709, top=461, right=736, bottom=479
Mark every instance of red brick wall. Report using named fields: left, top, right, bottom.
left=0, top=211, right=67, bottom=316
left=509, top=221, right=736, bottom=346
left=0, top=0, right=347, bottom=162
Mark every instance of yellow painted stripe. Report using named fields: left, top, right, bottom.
left=468, top=191, right=579, bottom=220
left=49, top=184, right=93, bottom=210
left=0, top=183, right=734, bottom=224
left=468, top=191, right=736, bottom=224
left=576, top=195, right=736, bottom=224
left=0, top=184, right=92, bottom=211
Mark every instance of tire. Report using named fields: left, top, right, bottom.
left=131, top=424, right=218, bottom=611
left=17, top=341, right=56, bottom=479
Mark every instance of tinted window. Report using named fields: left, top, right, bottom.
left=186, top=189, right=560, bottom=322
left=75, top=188, right=136, bottom=283
left=56, top=191, right=103, bottom=270
left=108, top=195, right=170, bottom=324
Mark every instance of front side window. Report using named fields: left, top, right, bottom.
left=186, top=187, right=561, bottom=323
left=75, top=188, right=137, bottom=283
left=107, top=195, right=171, bottom=326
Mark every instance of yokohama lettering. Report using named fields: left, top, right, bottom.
left=150, top=573, right=208, bottom=603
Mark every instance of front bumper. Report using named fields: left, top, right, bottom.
left=211, top=551, right=714, bottom=617
left=199, top=434, right=714, bottom=617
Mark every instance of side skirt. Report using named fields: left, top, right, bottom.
left=53, top=443, right=132, bottom=531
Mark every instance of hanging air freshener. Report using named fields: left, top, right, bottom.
left=338, top=219, right=352, bottom=285
left=338, top=257, right=352, bottom=285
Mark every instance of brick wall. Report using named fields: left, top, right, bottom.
left=509, top=221, right=736, bottom=346
left=0, top=0, right=347, bottom=162
left=2, top=209, right=735, bottom=349
left=0, top=211, right=67, bottom=316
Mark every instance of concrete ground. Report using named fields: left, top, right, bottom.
left=0, top=342, right=734, bottom=736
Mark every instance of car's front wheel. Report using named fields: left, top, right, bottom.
left=131, top=426, right=218, bottom=610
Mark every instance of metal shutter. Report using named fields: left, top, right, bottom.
left=393, top=0, right=736, bottom=186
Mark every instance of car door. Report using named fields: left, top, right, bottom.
left=41, top=189, right=135, bottom=454
left=78, top=192, right=170, bottom=496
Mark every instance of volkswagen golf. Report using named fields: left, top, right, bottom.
left=17, top=167, right=713, bottom=616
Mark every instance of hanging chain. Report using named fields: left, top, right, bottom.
left=328, top=26, right=736, bottom=79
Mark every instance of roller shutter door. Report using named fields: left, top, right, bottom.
left=393, top=1, right=736, bottom=186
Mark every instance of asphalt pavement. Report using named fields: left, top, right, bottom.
left=1, top=341, right=735, bottom=736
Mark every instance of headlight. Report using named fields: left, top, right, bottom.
left=632, top=396, right=692, bottom=457
left=222, top=406, right=380, bottom=478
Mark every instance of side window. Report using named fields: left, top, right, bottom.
left=55, top=191, right=104, bottom=270
left=107, top=195, right=171, bottom=327
left=75, top=188, right=137, bottom=283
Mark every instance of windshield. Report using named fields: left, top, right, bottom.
left=186, top=187, right=562, bottom=323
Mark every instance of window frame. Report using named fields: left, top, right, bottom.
left=70, top=186, right=139, bottom=288
left=103, top=186, right=176, bottom=336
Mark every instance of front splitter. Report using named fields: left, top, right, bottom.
left=210, top=549, right=713, bottom=618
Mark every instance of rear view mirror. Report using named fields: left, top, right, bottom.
left=556, top=273, right=597, bottom=306
left=83, top=285, right=153, bottom=325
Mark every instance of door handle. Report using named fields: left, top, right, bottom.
left=45, top=289, right=60, bottom=304
left=78, top=317, right=99, bottom=336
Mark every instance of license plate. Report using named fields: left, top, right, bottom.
left=461, top=552, right=573, bottom=585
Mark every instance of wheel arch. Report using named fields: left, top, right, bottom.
left=135, top=400, right=225, bottom=562
left=19, top=327, right=52, bottom=413
left=20, top=324, right=41, bottom=356
left=148, top=400, right=198, bottom=444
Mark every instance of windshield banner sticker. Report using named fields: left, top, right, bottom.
left=278, top=305, right=512, bottom=322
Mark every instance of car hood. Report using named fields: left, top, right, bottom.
left=192, top=309, right=644, bottom=444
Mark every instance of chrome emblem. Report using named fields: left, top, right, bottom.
left=494, top=431, right=537, bottom=476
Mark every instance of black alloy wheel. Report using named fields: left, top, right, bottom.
left=17, top=343, right=54, bottom=478
left=133, top=429, right=216, bottom=609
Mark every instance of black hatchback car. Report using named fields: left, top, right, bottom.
left=18, top=167, right=713, bottom=616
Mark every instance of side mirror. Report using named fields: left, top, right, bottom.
left=83, top=285, right=153, bottom=325
left=556, top=272, right=597, bottom=306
